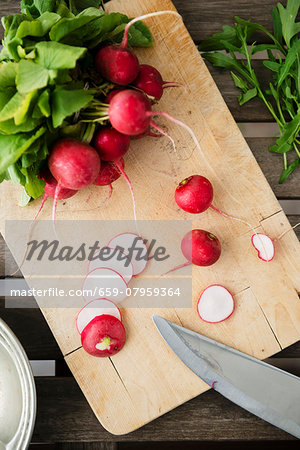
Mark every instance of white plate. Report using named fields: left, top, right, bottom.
left=0, top=318, right=36, bottom=450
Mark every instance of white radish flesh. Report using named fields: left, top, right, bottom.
left=76, top=298, right=122, bottom=334
left=197, top=285, right=235, bottom=323
left=89, top=247, right=133, bottom=284
left=82, top=267, right=128, bottom=303
left=108, top=233, right=148, bottom=276
left=251, top=233, right=275, bottom=262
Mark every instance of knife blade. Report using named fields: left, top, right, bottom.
left=152, top=315, right=300, bottom=439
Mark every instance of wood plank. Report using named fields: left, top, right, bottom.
left=55, top=445, right=117, bottom=450
left=0, top=299, right=62, bottom=360
left=0, top=0, right=279, bottom=44
left=32, top=378, right=295, bottom=442
left=1, top=0, right=300, bottom=436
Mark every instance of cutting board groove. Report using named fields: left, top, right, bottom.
left=1, top=0, right=300, bottom=436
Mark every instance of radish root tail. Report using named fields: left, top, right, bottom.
left=275, top=222, right=300, bottom=241
left=161, top=261, right=192, bottom=277
left=150, top=120, right=177, bottom=155
left=209, top=204, right=271, bottom=261
left=114, top=160, right=139, bottom=231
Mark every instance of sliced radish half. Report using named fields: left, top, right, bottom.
left=108, top=233, right=148, bottom=276
left=197, top=285, right=235, bottom=323
left=82, top=267, right=128, bottom=303
left=251, top=233, right=275, bottom=262
left=89, top=247, right=133, bottom=284
left=76, top=298, right=122, bottom=334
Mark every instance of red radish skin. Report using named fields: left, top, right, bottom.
left=93, top=128, right=130, bottom=161
left=93, top=158, right=124, bottom=186
left=251, top=233, right=275, bottom=262
left=76, top=299, right=122, bottom=335
left=181, top=229, right=221, bottom=267
left=109, top=90, right=152, bottom=136
left=197, top=285, right=235, bottom=324
left=95, top=46, right=140, bottom=85
left=175, top=175, right=213, bottom=214
left=49, top=138, right=100, bottom=190
left=81, top=315, right=126, bottom=357
left=133, top=64, right=185, bottom=100
left=133, top=64, right=164, bottom=100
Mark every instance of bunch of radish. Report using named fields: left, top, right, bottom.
left=76, top=232, right=148, bottom=357
left=34, top=11, right=213, bottom=225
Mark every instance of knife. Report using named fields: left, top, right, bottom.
left=152, top=315, right=300, bottom=439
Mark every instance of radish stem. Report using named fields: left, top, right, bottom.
left=121, top=11, right=181, bottom=49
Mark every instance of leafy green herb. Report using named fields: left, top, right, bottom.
left=199, top=0, right=300, bottom=183
left=0, top=0, right=153, bottom=203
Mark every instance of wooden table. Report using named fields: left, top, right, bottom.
left=0, top=0, right=299, bottom=448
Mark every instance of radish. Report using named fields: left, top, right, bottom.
left=82, top=267, right=128, bottom=303
left=93, top=127, right=130, bottom=161
left=181, top=229, right=221, bottom=267
left=175, top=175, right=213, bottom=214
left=251, top=233, right=275, bottom=262
left=197, top=285, right=235, bottom=323
left=76, top=299, right=122, bottom=334
left=49, top=138, right=101, bottom=190
left=95, top=46, right=140, bottom=86
left=93, top=158, right=124, bottom=186
left=81, top=315, right=126, bottom=357
left=108, top=233, right=148, bottom=276
left=133, top=64, right=185, bottom=100
left=95, top=11, right=180, bottom=86
left=109, top=90, right=152, bottom=136
left=89, top=247, right=133, bottom=284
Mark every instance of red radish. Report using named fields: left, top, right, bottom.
left=108, top=233, right=148, bottom=276
left=93, top=127, right=130, bottom=161
left=95, top=46, right=140, bottom=86
left=89, top=247, right=133, bottom=284
left=76, top=298, right=122, bottom=334
left=133, top=64, right=164, bottom=100
left=93, top=158, right=124, bottom=186
left=133, top=64, right=185, bottom=100
left=109, top=89, right=152, bottom=136
left=197, top=285, right=235, bottom=323
left=81, top=315, right=126, bottom=357
left=175, top=175, right=213, bottom=213
left=95, top=11, right=180, bottom=86
left=49, top=138, right=101, bottom=190
left=83, top=267, right=128, bottom=303
left=181, top=229, right=221, bottom=267
left=251, top=233, right=275, bottom=262
left=174, top=175, right=259, bottom=236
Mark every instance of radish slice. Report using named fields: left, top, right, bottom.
left=76, top=299, right=122, bottom=334
left=251, top=233, right=275, bottom=262
left=88, top=247, right=133, bottom=284
left=108, top=233, right=148, bottom=276
left=82, top=268, right=128, bottom=303
left=197, top=285, right=235, bottom=323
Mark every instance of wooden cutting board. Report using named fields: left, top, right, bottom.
left=1, top=0, right=300, bottom=435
